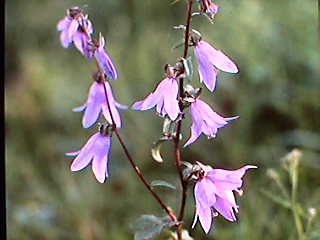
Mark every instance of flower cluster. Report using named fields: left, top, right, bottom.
left=131, top=0, right=256, bottom=234
left=58, top=2, right=256, bottom=238
left=58, top=7, right=126, bottom=183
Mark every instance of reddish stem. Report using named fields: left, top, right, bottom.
left=79, top=16, right=178, bottom=222
left=175, top=1, right=194, bottom=239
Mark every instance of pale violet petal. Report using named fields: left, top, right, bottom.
left=92, top=135, right=111, bottom=183
left=65, top=151, right=80, bottom=156
left=184, top=123, right=202, bottom=147
left=70, top=133, right=100, bottom=171
left=73, top=104, right=86, bottom=112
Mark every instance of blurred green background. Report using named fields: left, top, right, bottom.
left=6, top=0, right=319, bottom=239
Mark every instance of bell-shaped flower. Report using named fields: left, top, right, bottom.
left=95, top=33, right=118, bottom=80
left=57, top=8, right=94, bottom=58
left=72, top=16, right=94, bottom=58
left=73, top=81, right=127, bottom=129
left=192, top=162, right=257, bottom=233
left=57, top=15, right=80, bottom=48
left=132, top=77, right=180, bottom=121
left=200, top=0, right=220, bottom=17
left=184, top=98, right=238, bottom=147
left=194, top=39, right=238, bottom=92
left=66, top=131, right=112, bottom=183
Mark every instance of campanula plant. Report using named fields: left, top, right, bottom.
left=57, top=1, right=256, bottom=239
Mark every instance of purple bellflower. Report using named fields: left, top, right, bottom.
left=72, top=15, right=94, bottom=58
left=192, top=162, right=257, bottom=233
left=95, top=33, right=118, bottom=80
left=184, top=98, right=239, bottom=147
left=73, top=81, right=127, bottom=129
left=200, top=0, right=220, bottom=17
left=57, top=7, right=94, bottom=58
left=66, top=130, right=112, bottom=183
left=194, top=39, right=238, bottom=92
left=132, top=77, right=180, bottom=121
left=57, top=16, right=79, bottom=48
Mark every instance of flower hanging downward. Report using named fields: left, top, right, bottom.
left=73, top=80, right=127, bottom=128
left=200, top=0, right=220, bottom=18
left=57, top=6, right=94, bottom=58
left=132, top=77, right=180, bottom=121
left=72, top=15, right=94, bottom=58
left=66, top=127, right=112, bottom=183
left=193, top=39, right=238, bottom=92
left=192, top=162, right=257, bottom=233
left=184, top=98, right=238, bottom=147
left=95, top=33, right=118, bottom=80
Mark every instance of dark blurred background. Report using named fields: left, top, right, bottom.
left=5, top=0, right=320, bottom=239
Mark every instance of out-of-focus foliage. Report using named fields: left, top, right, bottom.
left=6, top=0, right=319, bottom=239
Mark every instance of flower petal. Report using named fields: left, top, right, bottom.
left=82, top=101, right=102, bottom=128
left=184, top=123, right=202, bottom=147
left=195, top=47, right=219, bottom=92
left=68, top=19, right=79, bottom=41
left=95, top=48, right=118, bottom=80
left=92, top=135, right=111, bottom=183
left=57, top=17, right=71, bottom=31
left=207, top=165, right=257, bottom=190
left=193, top=181, right=213, bottom=233
left=73, top=104, right=86, bottom=112
left=212, top=193, right=238, bottom=222
left=60, top=30, right=71, bottom=48
left=70, top=133, right=100, bottom=171
left=65, top=151, right=81, bottom=156
left=163, top=79, right=179, bottom=120
left=197, top=40, right=238, bottom=73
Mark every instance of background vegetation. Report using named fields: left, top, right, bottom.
left=6, top=0, right=319, bottom=239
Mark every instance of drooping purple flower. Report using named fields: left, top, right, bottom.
left=192, top=162, right=257, bottom=233
left=57, top=7, right=94, bottom=58
left=132, top=77, right=180, bottom=121
left=57, top=15, right=79, bottom=48
left=73, top=81, right=127, bottom=128
left=184, top=98, right=238, bottom=147
left=72, top=16, right=94, bottom=58
left=200, top=0, right=220, bottom=16
left=194, top=39, right=238, bottom=92
left=94, top=33, right=118, bottom=80
left=66, top=131, right=112, bottom=183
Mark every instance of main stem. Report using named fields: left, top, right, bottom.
left=175, top=1, right=193, bottom=239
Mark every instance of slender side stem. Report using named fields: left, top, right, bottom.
left=103, top=79, right=177, bottom=220
left=175, top=1, right=193, bottom=239
left=290, top=165, right=305, bottom=240
left=98, top=70, right=177, bottom=222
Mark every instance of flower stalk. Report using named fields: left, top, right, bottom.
left=175, top=0, right=194, bottom=239
left=96, top=60, right=178, bottom=222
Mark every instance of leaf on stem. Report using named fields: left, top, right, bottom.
left=131, top=215, right=180, bottom=240
left=151, top=180, right=176, bottom=190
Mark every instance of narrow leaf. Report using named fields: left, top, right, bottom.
left=151, top=180, right=176, bottom=190
left=171, top=39, right=185, bottom=51
left=131, top=215, right=180, bottom=240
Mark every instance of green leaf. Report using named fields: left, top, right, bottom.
left=171, top=39, right=185, bottom=51
left=131, top=215, right=179, bottom=240
left=151, top=180, right=176, bottom=190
